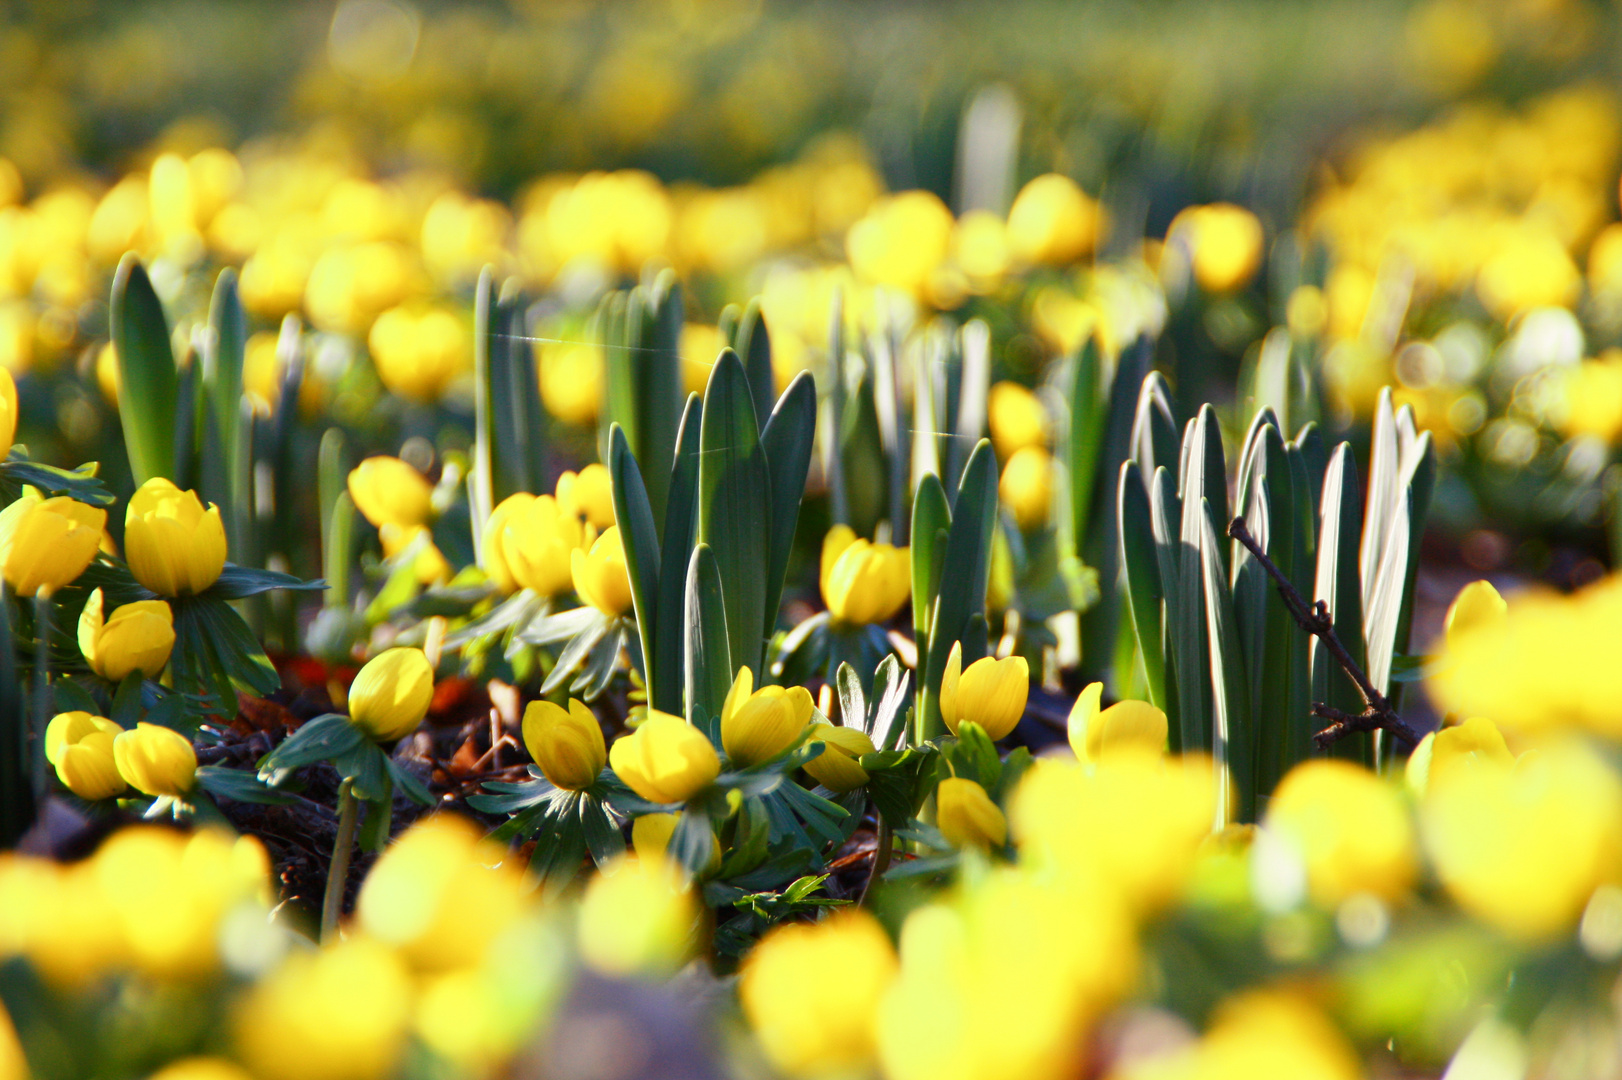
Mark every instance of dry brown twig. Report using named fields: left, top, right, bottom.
left=1226, top=518, right=1422, bottom=752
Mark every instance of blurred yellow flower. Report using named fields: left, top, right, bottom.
left=1115, top=989, right=1363, bottom=1080
left=0, top=367, right=13, bottom=450
left=951, top=210, right=1010, bottom=293
left=571, top=525, right=633, bottom=616
left=347, top=456, right=433, bottom=530
left=819, top=524, right=910, bottom=626
left=1404, top=716, right=1514, bottom=797
left=936, top=776, right=1007, bottom=850
left=740, top=910, right=898, bottom=1077
left=1170, top=203, right=1265, bottom=295
left=987, top=380, right=1048, bottom=459
left=523, top=698, right=607, bottom=790
left=999, top=445, right=1053, bottom=531
left=113, top=722, right=197, bottom=798
left=306, top=241, right=419, bottom=335
left=348, top=646, right=435, bottom=743
left=484, top=492, right=587, bottom=596
left=379, top=522, right=451, bottom=586
left=124, top=478, right=227, bottom=596
left=803, top=723, right=875, bottom=792
left=1266, top=759, right=1417, bottom=907
left=369, top=303, right=468, bottom=403
left=1554, top=352, right=1622, bottom=443
left=536, top=340, right=602, bottom=426
left=939, top=641, right=1028, bottom=740
left=609, top=710, right=720, bottom=804
left=720, top=665, right=813, bottom=768
left=556, top=463, right=615, bottom=530
left=77, top=588, right=174, bottom=681
left=1006, top=174, right=1104, bottom=266
left=847, top=191, right=954, bottom=299
left=577, top=853, right=698, bottom=976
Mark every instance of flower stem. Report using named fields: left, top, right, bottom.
left=321, top=779, right=358, bottom=943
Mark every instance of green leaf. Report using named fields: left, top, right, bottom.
left=334, top=741, right=389, bottom=803
left=0, top=588, right=31, bottom=847
left=698, top=349, right=771, bottom=679
left=208, top=563, right=325, bottom=599
left=632, top=273, right=684, bottom=524
left=684, top=543, right=733, bottom=739
left=759, top=371, right=817, bottom=645
left=919, top=441, right=997, bottom=742
left=110, top=255, right=179, bottom=487
left=1314, top=443, right=1371, bottom=764
left=1118, top=460, right=1168, bottom=714
left=1067, top=336, right=1107, bottom=547
left=0, top=455, right=114, bottom=507
left=646, top=393, right=703, bottom=713
left=257, top=714, right=366, bottom=783
left=735, top=297, right=777, bottom=436
left=579, top=792, right=627, bottom=867
left=206, top=268, right=249, bottom=556
left=383, top=756, right=435, bottom=807
left=910, top=472, right=951, bottom=684
left=610, top=424, right=661, bottom=691
left=869, top=654, right=911, bottom=751
left=1129, top=371, right=1181, bottom=483
left=196, top=766, right=301, bottom=806
left=1200, top=497, right=1252, bottom=823
left=541, top=614, right=613, bottom=696
left=570, top=622, right=624, bottom=701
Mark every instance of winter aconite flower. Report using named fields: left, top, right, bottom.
left=483, top=492, right=588, bottom=596
left=1006, top=173, right=1104, bottom=267
left=0, top=367, right=15, bottom=451
left=113, top=722, right=198, bottom=798
left=609, top=710, right=719, bottom=804
left=347, top=647, right=435, bottom=743
left=1266, top=759, right=1417, bottom=907
left=556, top=463, right=616, bottom=531
left=720, top=666, right=813, bottom=768
left=1066, top=683, right=1167, bottom=765
left=124, top=478, right=227, bottom=596
left=522, top=698, right=607, bottom=791
left=1169, top=203, right=1265, bottom=294
left=77, top=588, right=174, bottom=681
left=939, top=641, right=1028, bottom=740
left=803, top=724, right=875, bottom=792
left=347, top=456, right=433, bottom=530
left=820, top=525, right=909, bottom=626
left=577, top=854, right=698, bottom=977
left=936, top=777, right=1007, bottom=850
left=46, top=711, right=126, bottom=801
left=571, top=526, right=633, bottom=616
left=999, top=446, right=1054, bottom=531
left=987, top=381, right=1048, bottom=460
left=0, top=492, right=106, bottom=596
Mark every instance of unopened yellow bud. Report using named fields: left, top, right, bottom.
left=819, top=525, right=910, bottom=626
left=987, top=380, right=1047, bottom=459
left=720, top=666, right=813, bottom=767
left=0, top=493, right=106, bottom=596
left=1443, top=579, right=1507, bottom=651
left=571, top=526, right=633, bottom=616
left=1171, top=203, right=1265, bottom=294
left=485, top=492, right=586, bottom=596
left=1405, top=716, right=1514, bottom=797
left=347, top=456, right=433, bottom=530
left=936, top=777, right=1007, bottom=850
left=523, top=698, right=607, bottom=790
left=369, top=303, right=468, bottom=404
left=999, top=446, right=1053, bottom=531
left=1006, top=173, right=1104, bottom=266
left=939, top=641, right=1028, bottom=740
left=45, top=711, right=122, bottom=765
left=124, top=478, right=227, bottom=596
left=556, top=463, right=616, bottom=530
left=577, top=854, right=698, bottom=977
left=1067, top=683, right=1167, bottom=765
left=113, top=722, right=197, bottom=797
left=348, top=647, right=435, bottom=743
left=609, top=710, right=720, bottom=804
left=77, top=588, right=174, bottom=681
left=802, top=723, right=875, bottom=792
left=1267, top=759, right=1417, bottom=906
left=50, top=715, right=125, bottom=801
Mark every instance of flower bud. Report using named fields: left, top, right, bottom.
left=571, top=526, right=633, bottom=616
left=523, top=698, right=607, bottom=790
left=347, top=456, right=433, bottom=530
left=1067, top=683, right=1167, bottom=765
left=802, top=723, right=875, bottom=792
left=999, top=446, right=1053, bottom=531
left=577, top=854, right=698, bottom=977
left=1006, top=173, right=1104, bottom=267
left=1267, top=759, right=1417, bottom=907
left=0, top=493, right=106, bottom=596
left=77, top=588, right=174, bottom=681
left=113, top=722, right=197, bottom=797
left=485, top=493, right=587, bottom=597
left=124, top=478, right=227, bottom=596
left=609, top=710, right=720, bottom=804
left=987, top=380, right=1047, bottom=460
left=556, top=463, right=616, bottom=531
left=1405, top=716, right=1514, bottom=798
left=936, top=777, right=1007, bottom=850
left=820, top=525, right=910, bottom=626
left=1170, top=203, right=1264, bottom=294
left=1443, top=579, right=1506, bottom=650
left=46, top=712, right=127, bottom=801
left=720, top=666, right=813, bottom=768
left=939, top=641, right=1028, bottom=740
left=369, top=303, right=469, bottom=404
left=348, top=647, right=435, bottom=743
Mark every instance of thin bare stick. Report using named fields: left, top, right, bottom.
left=1227, top=518, right=1421, bottom=751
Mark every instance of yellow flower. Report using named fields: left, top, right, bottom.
left=484, top=493, right=587, bottom=596
left=113, top=722, right=197, bottom=797
left=0, top=366, right=14, bottom=450
left=235, top=935, right=413, bottom=1080
left=77, top=588, right=174, bottom=681
left=999, top=446, right=1053, bottom=531
left=1127, top=990, right=1363, bottom=1080
left=609, top=710, right=720, bottom=804
left=740, top=910, right=899, bottom=1077
left=1170, top=203, right=1265, bottom=294
left=630, top=812, right=722, bottom=875
left=355, top=814, right=528, bottom=973
left=556, top=463, right=616, bottom=531
left=523, top=698, right=607, bottom=790
left=720, top=666, right=813, bottom=768
left=1442, top=578, right=1506, bottom=649
left=46, top=711, right=125, bottom=801
left=939, top=641, right=1028, bottom=741
left=368, top=303, right=468, bottom=404
left=147, top=1057, right=257, bottom=1080
left=1404, top=716, right=1514, bottom=797
left=347, top=456, right=433, bottom=530
left=936, top=777, right=1007, bottom=850
left=379, top=523, right=451, bottom=586
left=577, top=853, right=698, bottom=977
left=819, top=524, right=910, bottom=626
left=1006, top=173, right=1104, bottom=267
left=0, top=493, right=106, bottom=596
left=1266, top=759, right=1417, bottom=907
left=987, top=381, right=1048, bottom=460
left=348, top=647, right=434, bottom=743
left=1066, top=683, right=1167, bottom=765
left=951, top=210, right=1010, bottom=293
left=846, top=191, right=954, bottom=299
left=536, top=340, right=603, bottom=426
left=571, top=525, right=633, bottom=616
left=124, top=478, right=227, bottom=596
left=803, top=723, right=875, bottom=792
